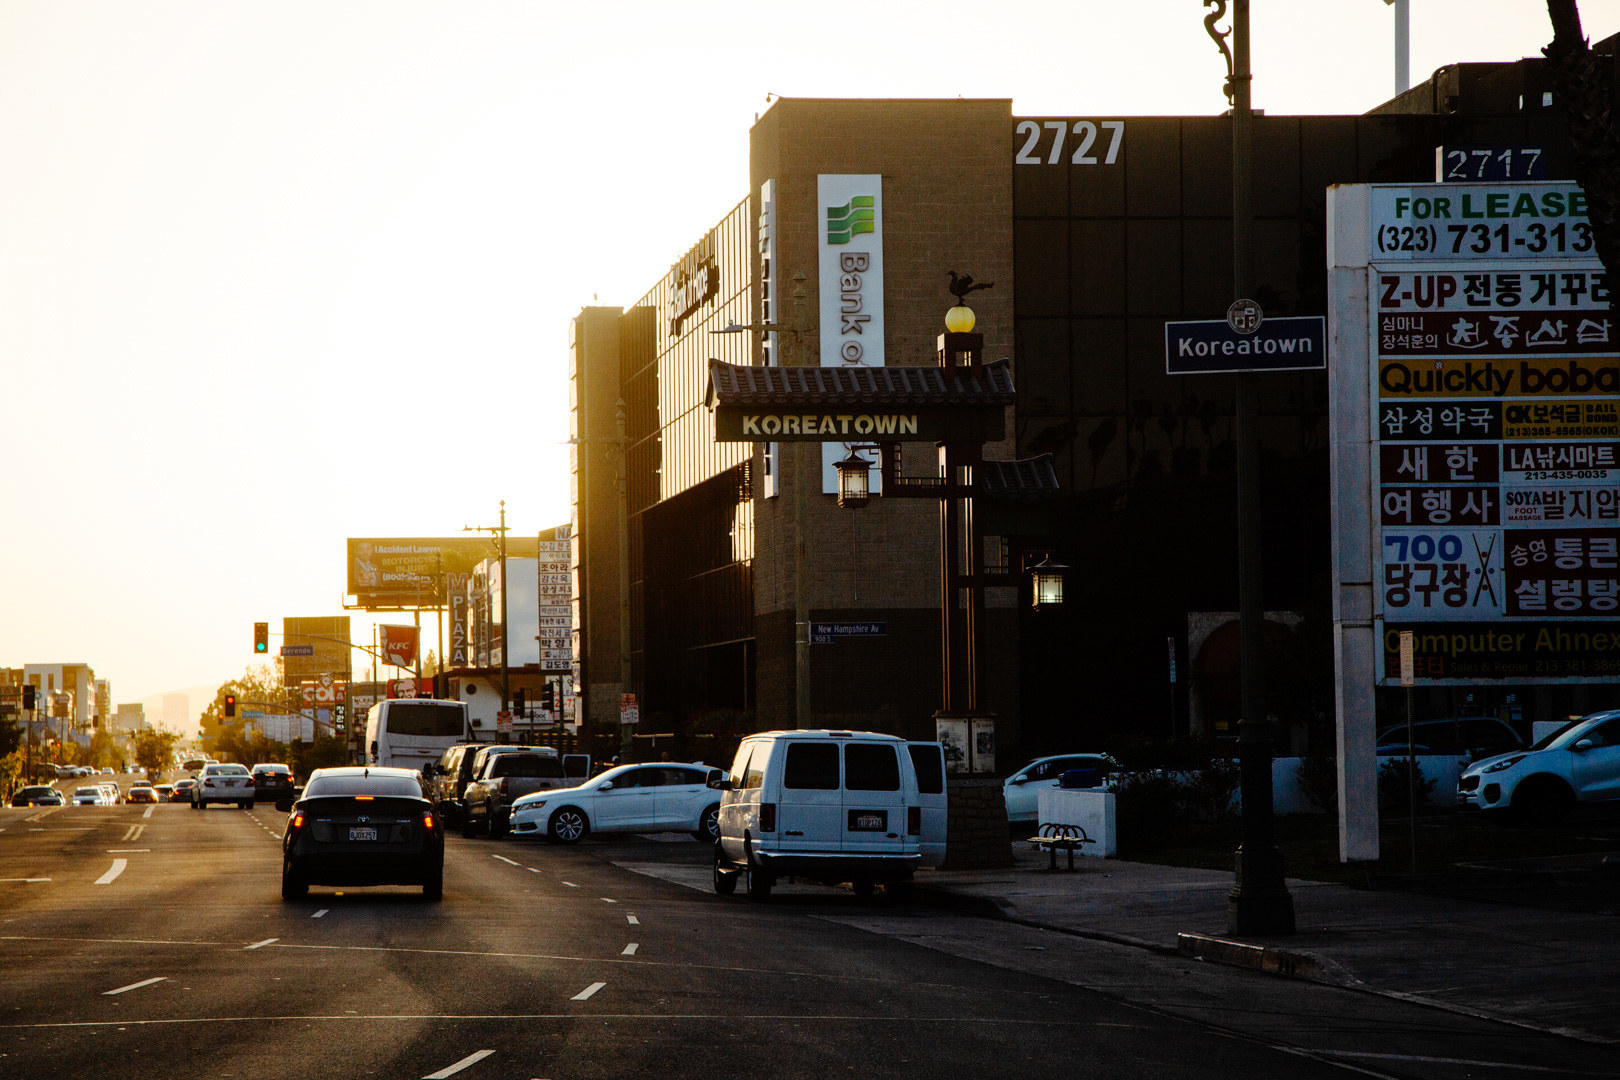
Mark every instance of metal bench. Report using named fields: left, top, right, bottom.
left=1027, top=822, right=1093, bottom=870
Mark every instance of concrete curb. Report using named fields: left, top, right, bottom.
left=1175, top=932, right=1352, bottom=985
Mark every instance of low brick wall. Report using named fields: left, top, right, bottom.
left=940, top=777, right=1013, bottom=870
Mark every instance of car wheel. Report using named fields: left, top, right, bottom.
left=461, top=811, right=479, bottom=839
left=548, top=807, right=588, bottom=844
left=1513, top=776, right=1574, bottom=828
left=243, top=800, right=253, bottom=810
left=746, top=867, right=773, bottom=901
left=713, top=846, right=739, bottom=896
left=692, top=803, right=721, bottom=844
left=280, top=864, right=308, bottom=901
left=422, top=867, right=443, bottom=902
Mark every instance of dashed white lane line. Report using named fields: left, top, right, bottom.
left=571, top=982, right=606, bottom=1001
left=621, top=944, right=638, bottom=956
left=561, top=882, right=578, bottom=888
left=626, top=915, right=638, bottom=925
left=312, top=910, right=329, bottom=919
left=599, top=897, right=617, bottom=904
left=107, top=849, right=150, bottom=853
left=491, top=855, right=520, bottom=866
left=94, top=859, right=128, bottom=885
left=422, top=1049, right=495, bottom=1079
left=244, top=938, right=279, bottom=950
left=525, top=867, right=542, bottom=874
left=103, top=977, right=166, bottom=996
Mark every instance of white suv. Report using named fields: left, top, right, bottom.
left=1458, top=710, right=1620, bottom=826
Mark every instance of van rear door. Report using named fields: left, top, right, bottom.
left=776, top=741, right=843, bottom=854
left=841, top=741, right=908, bottom=855
left=906, top=741, right=948, bottom=867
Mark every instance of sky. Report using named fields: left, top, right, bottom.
left=4, top=0, right=1618, bottom=714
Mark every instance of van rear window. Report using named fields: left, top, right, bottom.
left=845, top=744, right=899, bottom=791
left=783, top=743, right=840, bottom=789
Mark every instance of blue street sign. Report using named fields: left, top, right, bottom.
left=1165, top=315, right=1326, bottom=375
left=810, top=621, right=887, bottom=644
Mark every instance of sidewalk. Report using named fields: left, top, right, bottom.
left=912, top=842, right=1620, bottom=1045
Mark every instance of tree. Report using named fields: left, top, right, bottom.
left=1545, top=0, right=1620, bottom=303
left=131, top=728, right=182, bottom=779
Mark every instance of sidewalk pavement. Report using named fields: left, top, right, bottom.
left=911, top=841, right=1620, bottom=1045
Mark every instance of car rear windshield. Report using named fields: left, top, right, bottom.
left=302, top=775, right=426, bottom=800
left=210, top=765, right=250, bottom=776
left=386, top=703, right=464, bottom=737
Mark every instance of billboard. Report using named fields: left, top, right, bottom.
left=282, top=616, right=350, bottom=689
left=347, top=537, right=540, bottom=610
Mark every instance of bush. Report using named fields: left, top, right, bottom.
left=1377, top=757, right=1435, bottom=811
left=1103, top=735, right=1241, bottom=853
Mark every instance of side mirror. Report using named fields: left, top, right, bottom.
left=707, top=770, right=732, bottom=790
left=597, top=781, right=614, bottom=791
left=1573, top=738, right=1596, bottom=753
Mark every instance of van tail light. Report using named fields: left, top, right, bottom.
left=499, top=778, right=508, bottom=797
left=907, top=806, right=921, bottom=835
left=759, top=803, right=776, bottom=832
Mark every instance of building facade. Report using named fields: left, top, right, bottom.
left=570, top=53, right=1615, bottom=765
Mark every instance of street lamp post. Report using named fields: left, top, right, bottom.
left=464, top=501, right=511, bottom=717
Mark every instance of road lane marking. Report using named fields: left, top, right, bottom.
left=245, top=938, right=279, bottom=950
left=94, top=859, right=128, bottom=885
left=621, top=944, right=638, bottom=956
left=312, top=910, right=329, bottom=918
left=142, top=805, right=155, bottom=819
left=562, top=882, right=578, bottom=888
left=0, top=1014, right=1100, bottom=1031
left=107, top=849, right=150, bottom=853
left=526, top=867, right=542, bottom=874
left=491, top=855, right=520, bottom=866
left=423, top=1049, right=495, bottom=1078
left=121, top=824, right=144, bottom=841
left=599, top=897, right=617, bottom=903
left=626, top=915, right=639, bottom=925
left=571, top=982, right=606, bottom=1001
left=103, top=977, right=167, bottom=996
left=0, top=878, right=50, bottom=883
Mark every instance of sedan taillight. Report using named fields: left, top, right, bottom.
left=421, top=812, right=435, bottom=831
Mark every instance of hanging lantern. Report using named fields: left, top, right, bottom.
left=834, top=451, right=873, bottom=509
left=1030, top=556, right=1067, bottom=608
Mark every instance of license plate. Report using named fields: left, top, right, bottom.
left=348, top=827, right=378, bottom=842
left=849, top=811, right=887, bottom=831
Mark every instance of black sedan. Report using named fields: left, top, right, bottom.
left=281, top=767, right=443, bottom=901
left=10, top=785, right=63, bottom=807
left=251, top=763, right=297, bottom=808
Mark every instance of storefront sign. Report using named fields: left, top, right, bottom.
left=714, top=406, right=1002, bottom=444
left=1165, top=316, right=1326, bottom=374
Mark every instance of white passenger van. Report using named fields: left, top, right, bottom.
left=711, top=730, right=947, bottom=901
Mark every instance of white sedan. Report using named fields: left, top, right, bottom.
left=71, top=787, right=104, bottom=806
left=192, top=763, right=256, bottom=809
left=510, top=763, right=724, bottom=844
left=1002, top=754, right=1116, bottom=824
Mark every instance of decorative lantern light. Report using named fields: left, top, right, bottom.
left=1030, top=555, right=1068, bottom=608
left=945, top=303, right=976, bottom=333
left=833, top=450, right=873, bottom=509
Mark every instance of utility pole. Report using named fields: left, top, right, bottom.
left=465, top=501, right=511, bottom=713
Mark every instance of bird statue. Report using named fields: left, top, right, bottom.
left=947, top=271, right=995, bottom=302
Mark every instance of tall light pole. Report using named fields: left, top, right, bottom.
left=1207, top=0, right=1294, bottom=935
left=1382, top=0, right=1410, bottom=96
left=464, top=501, right=511, bottom=715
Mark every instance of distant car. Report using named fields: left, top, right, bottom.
left=1458, top=709, right=1620, bottom=826
left=1002, top=754, right=1117, bottom=824
left=153, top=784, right=174, bottom=800
left=281, top=766, right=443, bottom=901
left=97, top=782, right=121, bottom=805
left=32, top=789, right=65, bottom=806
left=510, top=762, right=725, bottom=844
left=250, top=764, right=296, bottom=808
left=192, top=763, right=255, bottom=809
left=1377, top=716, right=1524, bottom=760
left=72, top=787, right=104, bottom=806
left=11, top=785, right=59, bottom=807
left=126, top=786, right=158, bottom=804
left=170, top=778, right=196, bottom=802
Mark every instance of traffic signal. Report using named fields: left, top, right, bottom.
left=224, top=694, right=237, bottom=718
left=512, top=689, right=526, bottom=715
left=22, top=685, right=35, bottom=710
left=541, top=682, right=555, bottom=712
left=254, top=622, right=269, bottom=654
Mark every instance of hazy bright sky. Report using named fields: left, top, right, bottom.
left=3, top=0, right=1617, bottom=709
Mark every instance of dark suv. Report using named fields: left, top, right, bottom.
left=251, top=763, right=297, bottom=809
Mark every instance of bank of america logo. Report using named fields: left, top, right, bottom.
left=826, top=196, right=875, bottom=244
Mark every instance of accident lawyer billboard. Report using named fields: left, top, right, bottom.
left=347, top=537, right=540, bottom=610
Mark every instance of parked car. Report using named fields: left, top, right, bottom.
left=711, top=730, right=948, bottom=901
left=510, top=761, right=727, bottom=845
left=72, top=787, right=104, bottom=805
left=280, top=766, right=443, bottom=901
left=250, top=764, right=296, bottom=809
left=1002, top=754, right=1117, bottom=824
left=11, top=785, right=60, bottom=807
left=1377, top=716, right=1524, bottom=760
left=426, top=741, right=487, bottom=826
left=125, top=785, right=159, bottom=804
left=460, top=749, right=580, bottom=838
left=192, top=763, right=255, bottom=809
left=1458, top=709, right=1620, bottom=826
left=169, top=778, right=196, bottom=802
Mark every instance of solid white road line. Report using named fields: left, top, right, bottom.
left=103, top=977, right=166, bottom=996
left=106, top=849, right=150, bottom=853
left=491, top=855, right=519, bottom=866
left=571, top=982, right=606, bottom=1001
left=94, top=859, right=128, bottom=885
left=422, top=1049, right=495, bottom=1079
left=0, top=878, right=50, bottom=883
left=245, top=938, right=279, bottom=950
left=621, top=944, right=638, bottom=956
left=312, top=910, right=329, bottom=919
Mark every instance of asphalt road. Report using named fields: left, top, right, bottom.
left=3, top=798, right=1616, bottom=1080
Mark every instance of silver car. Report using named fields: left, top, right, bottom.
left=1458, top=710, right=1620, bottom=826
left=192, top=763, right=256, bottom=809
